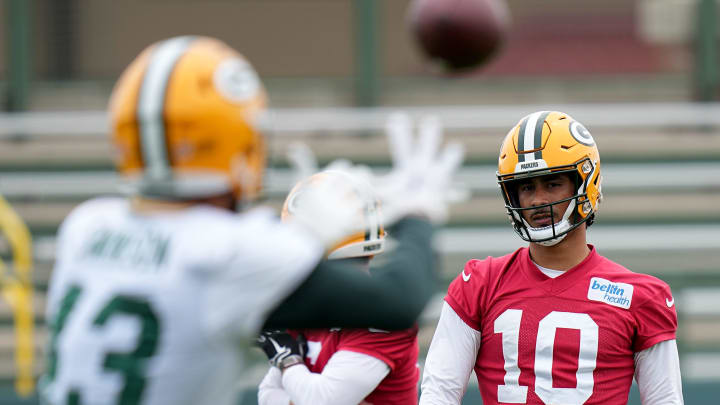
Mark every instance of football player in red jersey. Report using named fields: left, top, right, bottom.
left=258, top=170, right=420, bottom=405
left=420, top=111, right=684, bottom=405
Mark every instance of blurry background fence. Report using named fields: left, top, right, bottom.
left=0, top=103, right=718, bottom=404
left=1, top=0, right=720, bottom=404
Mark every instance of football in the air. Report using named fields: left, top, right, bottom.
left=407, top=0, right=510, bottom=71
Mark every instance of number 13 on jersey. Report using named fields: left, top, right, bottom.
left=494, top=309, right=598, bottom=404
left=44, top=284, right=160, bottom=405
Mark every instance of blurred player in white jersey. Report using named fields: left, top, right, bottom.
left=257, top=170, right=419, bottom=405
left=39, top=36, right=463, bottom=405
left=420, top=111, right=683, bottom=405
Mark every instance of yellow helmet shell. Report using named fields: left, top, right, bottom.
left=497, top=111, right=602, bottom=243
left=110, top=36, right=267, bottom=201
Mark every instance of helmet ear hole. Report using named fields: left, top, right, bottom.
left=572, top=171, right=582, bottom=193
left=586, top=213, right=596, bottom=227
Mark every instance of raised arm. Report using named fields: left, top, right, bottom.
left=266, top=114, right=463, bottom=330
left=264, top=217, right=435, bottom=330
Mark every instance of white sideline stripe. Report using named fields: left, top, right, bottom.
left=0, top=162, right=717, bottom=198
left=435, top=225, right=720, bottom=253
left=6, top=102, right=720, bottom=136
left=679, top=288, right=720, bottom=316
left=682, top=353, right=720, bottom=381
left=32, top=224, right=720, bottom=263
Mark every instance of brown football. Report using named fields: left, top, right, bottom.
left=408, top=0, right=510, bottom=71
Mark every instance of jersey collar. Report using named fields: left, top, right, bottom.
left=519, top=244, right=601, bottom=294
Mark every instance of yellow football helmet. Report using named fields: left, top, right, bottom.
left=109, top=36, right=267, bottom=203
left=497, top=111, right=602, bottom=246
left=282, top=170, right=385, bottom=259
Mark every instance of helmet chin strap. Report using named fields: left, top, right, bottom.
left=522, top=198, right=577, bottom=246
left=532, top=224, right=568, bottom=246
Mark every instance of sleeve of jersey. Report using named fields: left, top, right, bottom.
left=444, top=259, right=487, bottom=331
left=258, top=367, right=291, bottom=405
left=632, top=278, right=678, bottom=352
left=263, top=217, right=435, bottom=330
left=205, top=210, right=325, bottom=339
left=282, top=351, right=390, bottom=405
left=420, top=302, right=482, bottom=405
left=634, top=339, right=684, bottom=405
left=337, top=328, right=417, bottom=371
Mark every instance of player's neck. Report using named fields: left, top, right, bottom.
left=528, top=225, right=590, bottom=271
left=130, top=193, right=236, bottom=213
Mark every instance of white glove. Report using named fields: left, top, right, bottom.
left=373, top=113, right=465, bottom=225
left=282, top=170, right=366, bottom=251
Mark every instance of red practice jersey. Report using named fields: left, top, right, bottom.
left=446, top=246, right=677, bottom=405
left=294, top=327, right=419, bottom=405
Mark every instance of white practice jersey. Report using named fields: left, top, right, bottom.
left=40, top=197, right=323, bottom=405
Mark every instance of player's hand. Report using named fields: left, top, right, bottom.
left=374, top=113, right=465, bottom=225
left=256, top=330, right=307, bottom=370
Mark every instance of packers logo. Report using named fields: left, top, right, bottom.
left=569, top=121, right=594, bottom=146
left=213, top=58, right=261, bottom=103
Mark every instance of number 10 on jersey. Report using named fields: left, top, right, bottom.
left=494, top=309, right=599, bottom=404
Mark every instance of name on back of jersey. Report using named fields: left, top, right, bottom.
left=587, top=277, right=634, bottom=309
left=83, top=228, right=171, bottom=270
